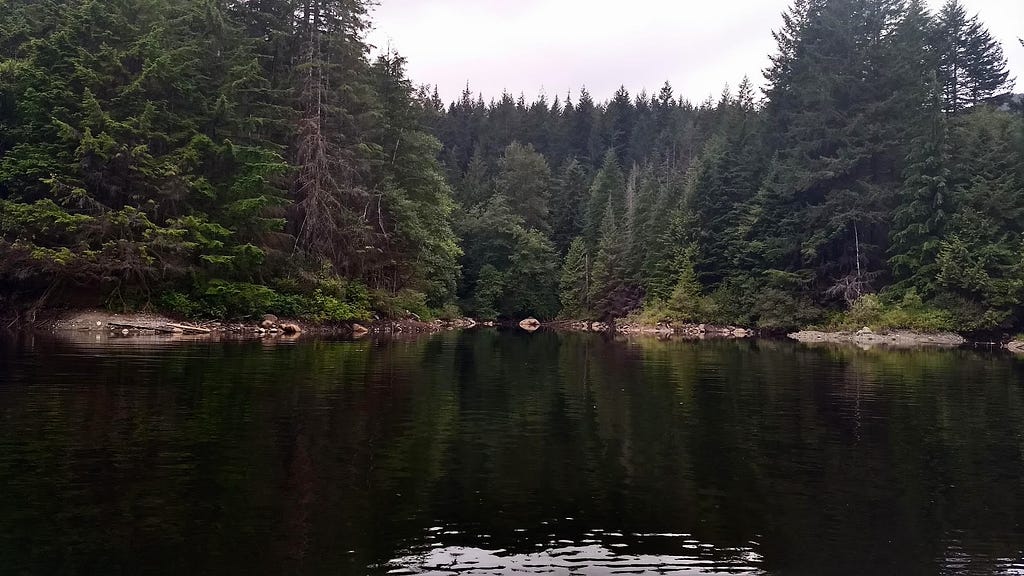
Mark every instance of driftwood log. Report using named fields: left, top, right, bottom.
left=107, top=322, right=211, bottom=335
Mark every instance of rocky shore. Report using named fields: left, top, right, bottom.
left=14, top=309, right=1024, bottom=354
left=547, top=320, right=755, bottom=339
left=23, top=309, right=481, bottom=340
left=788, top=327, right=967, bottom=347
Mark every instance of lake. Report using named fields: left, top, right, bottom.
left=1, top=330, right=1024, bottom=575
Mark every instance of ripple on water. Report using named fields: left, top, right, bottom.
left=388, top=530, right=763, bottom=576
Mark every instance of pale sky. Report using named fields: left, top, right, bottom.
left=367, top=0, right=1023, bottom=105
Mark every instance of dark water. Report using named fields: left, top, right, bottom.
left=2, top=331, right=1024, bottom=575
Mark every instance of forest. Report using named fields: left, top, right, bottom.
left=1, top=0, right=1022, bottom=332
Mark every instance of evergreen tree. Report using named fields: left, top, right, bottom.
left=291, top=0, right=375, bottom=276
left=494, top=142, right=552, bottom=232
left=559, top=237, right=592, bottom=319
left=458, top=146, right=491, bottom=208
left=590, top=199, right=642, bottom=319
left=473, top=264, right=503, bottom=321
left=889, top=88, right=950, bottom=296
left=665, top=247, right=716, bottom=322
left=935, top=0, right=1014, bottom=115
left=368, top=51, right=462, bottom=305
left=550, top=159, right=590, bottom=254
left=585, top=150, right=625, bottom=246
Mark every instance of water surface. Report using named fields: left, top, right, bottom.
left=2, top=330, right=1024, bottom=575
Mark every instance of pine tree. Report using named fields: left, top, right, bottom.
left=665, top=247, right=716, bottom=322
left=602, top=86, right=635, bottom=161
left=889, top=70, right=949, bottom=296
left=291, top=0, right=375, bottom=276
left=559, top=237, right=591, bottom=319
left=550, top=159, right=590, bottom=254
left=458, top=146, right=491, bottom=208
left=368, top=51, right=461, bottom=305
left=934, top=108, right=1024, bottom=328
left=935, top=0, right=1013, bottom=115
left=590, top=199, right=641, bottom=319
left=494, top=142, right=552, bottom=233
left=585, top=150, right=625, bottom=246
left=568, top=87, right=597, bottom=165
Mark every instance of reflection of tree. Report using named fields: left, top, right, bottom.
left=2, top=334, right=1024, bottom=574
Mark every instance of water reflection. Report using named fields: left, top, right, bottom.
left=1, top=330, right=1024, bottom=575
left=387, top=527, right=762, bottom=575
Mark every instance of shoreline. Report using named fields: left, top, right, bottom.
left=5, top=309, right=481, bottom=340
left=549, top=318, right=1024, bottom=353
left=787, top=329, right=967, bottom=348
left=6, top=308, right=1024, bottom=354
left=543, top=319, right=755, bottom=339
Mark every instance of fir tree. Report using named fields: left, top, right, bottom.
left=559, top=237, right=591, bottom=319
left=935, top=0, right=1013, bottom=115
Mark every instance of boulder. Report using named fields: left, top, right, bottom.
left=519, top=317, right=542, bottom=332
left=351, top=323, right=369, bottom=335
left=261, top=314, right=278, bottom=329
left=280, top=323, right=302, bottom=335
left=1007, top=341, right=1024, bottom=354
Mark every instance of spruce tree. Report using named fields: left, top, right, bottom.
left=585, top=150, right=625, bottom=246
left=590, top=199, right=641, bottom=319
left=494, top=142, right=552, bottom=233
left=935, top=0, right=1013, bottom=115
left=559, top=237, right=591, bottom=319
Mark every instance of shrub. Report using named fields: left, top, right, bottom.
left=156, top=291, right=200, bottom=317
left=436, top=303, right=463, bottom=321
left=832, top=290, right=955, bottom=332
left=307, top=290, right=372, bottom=323
left=201, top=280, right=279, bottom=319
left=371, top=288, right=432, bottom=321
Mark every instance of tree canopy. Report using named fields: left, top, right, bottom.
left=1, top=0, right=1020, bottom=331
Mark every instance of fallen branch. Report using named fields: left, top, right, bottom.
left=108, top=322, right=177, bottom=334
left=165, top=323, right=211, bottom=334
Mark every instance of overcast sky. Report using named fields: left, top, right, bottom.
left=366, top=0, right=1023, bottom=105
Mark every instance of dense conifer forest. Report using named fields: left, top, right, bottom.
left=1, top=0, right=1021, bottom=332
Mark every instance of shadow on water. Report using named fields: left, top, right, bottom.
left=1, top=330, right=1024, bottom=575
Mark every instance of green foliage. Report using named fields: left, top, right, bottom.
left=0, top=0, right=465, bottom=319
left=3, top=0, right=1022, bottom=333
left=472, top=265, right=504, bottom=321
left=663, top=249, right=718, bottom=322
left=371, top=288, right=432, bottom=322
left=308, top=290, right=373, bottom=323
left=157, top=277, right=373, bottom=322
left=559, top=237, right=591, bottom=319
left=494, top=142, right=552, bottom=232
left=831, top=292, right=955, bottom=333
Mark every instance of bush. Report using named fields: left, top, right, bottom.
left=155, top=277, right=374, bottom=322
left=307, top=289, right=372, bottom=323
left=371, top=288, right=432, bottom=321
left=156, top=291, right=200, bottom=317
left=435, top=303, right=463, bottom=321
left=831, top=290, right=955, bottom=332
left=201, top=280, right=279, bottom=319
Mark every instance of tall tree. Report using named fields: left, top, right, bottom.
left=291, top=0, right=375, bottom=276
left=585, top=150, right=625, bottom=246
left=935, top=0, right=1013, bottom=115
left=559, top=237, right=591, bottom=319
left=494, top=142, right=552, bottom=233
